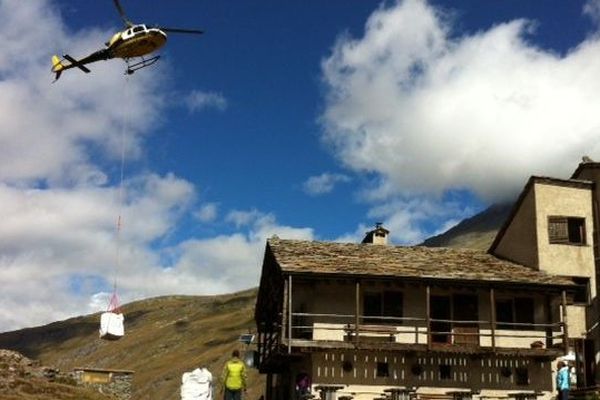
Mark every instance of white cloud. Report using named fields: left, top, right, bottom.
left=194, top=202, right=218, bottom=222
left=303, top=172, right=351, bottom=196
left=226, top=209, right=263, bottom=227
left=113, top=212, right=314, bottom=301
left=584, top=0, right=600, bottom=26
left=184, top=90, right=228, bottom=112
left=321, top=0, right=600, bottom=202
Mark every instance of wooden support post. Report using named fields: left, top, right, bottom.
left=355, top=280, right=360, bottom=345
left=426, top=285, right=431, bottom=350
left=561, top=289, right=569, bottom=354
left=288, top=275, right=293, bottom=354
left=490, top=287, right=496, bottom=351
left=257, top=330, right=263, bottom=366
left=545, top=295, right=553, bottom=348
left=594, top=200, right=600, bottom=261
left=266, top=373, right=273, bottom=400
left=281, top=277, right=288, bottom=348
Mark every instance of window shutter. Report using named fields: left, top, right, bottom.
left=548, top=217, right=569, bottom=244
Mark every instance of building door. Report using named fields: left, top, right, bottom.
left=453, top=294, right=479, bottom=346
left=573, top=338, right=596, bottom=388
left=431, top=295, right=451, bottom=343
left=584, top=339, right=595, bottom=387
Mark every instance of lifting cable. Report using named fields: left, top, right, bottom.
left=108, top=74, right=131, bottom=314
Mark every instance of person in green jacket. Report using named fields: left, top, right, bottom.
left=222, top=350, right=247, bottom=400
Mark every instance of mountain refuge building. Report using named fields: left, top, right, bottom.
left=254, top=159, right=600, bottom=400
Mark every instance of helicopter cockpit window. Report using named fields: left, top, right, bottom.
left=133, top=25, right=145, bottom=33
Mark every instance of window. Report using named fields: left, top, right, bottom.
left=363, top=291, right=403, bottom=324
left=548, top=217, right=586, bottom=245
left=496, top=299, right=513, bottom=329
left=363, top=293, right=382, bottom=323
left=514, top=298, right=534, bottom=327
left=496, top=297, right=535, bottom=330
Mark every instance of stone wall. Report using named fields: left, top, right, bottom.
left=74, top=369, right=134, bottom=400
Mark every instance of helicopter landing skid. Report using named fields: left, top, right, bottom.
left=125, top=55, right=161, bottom=75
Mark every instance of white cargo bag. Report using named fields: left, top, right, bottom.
left=99, top=312, right=124, bottom=340
left=181, top=367, right=213, bottom=400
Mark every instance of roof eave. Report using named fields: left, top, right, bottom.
left=281, top=270, right=576, bottom=291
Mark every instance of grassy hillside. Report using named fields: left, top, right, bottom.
left=0, top=288, right=264, bottom=400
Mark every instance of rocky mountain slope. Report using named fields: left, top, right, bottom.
left=0, top=349, right=108, bottom=400
left=420, top=202, right=512, bottom=250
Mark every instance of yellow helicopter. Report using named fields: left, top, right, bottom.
left=51, top=0, right=203, bottom=81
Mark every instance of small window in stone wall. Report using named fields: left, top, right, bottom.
left=515, top=367, right=529, bottom=385
left=439, top=364, right=451, bottom=380
left=376, top=362, right=389, bottom=377
left=548, top=216, right=586, bottom=245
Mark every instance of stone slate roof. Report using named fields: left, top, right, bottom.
left=268, top=238, right=575, bottom=287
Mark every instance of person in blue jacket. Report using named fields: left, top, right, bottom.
left=556, top=361, right=570, bottom=400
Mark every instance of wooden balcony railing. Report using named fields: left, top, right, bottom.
left=285, top=312, right=566, bottom=354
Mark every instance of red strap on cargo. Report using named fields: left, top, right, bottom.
left=107, top=292, right=121, bottom=313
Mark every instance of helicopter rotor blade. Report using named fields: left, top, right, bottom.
left=113, top=0, right=133, bottom=26
left=157, top=26, right=204, bottom=35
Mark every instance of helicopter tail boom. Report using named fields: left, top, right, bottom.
left=51, top=54, right=93, bottom=81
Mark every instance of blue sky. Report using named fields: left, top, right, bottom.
left=2, top=0, right=600, bottom=331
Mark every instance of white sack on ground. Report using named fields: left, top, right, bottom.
left=181, top=367, right=213, bottom=400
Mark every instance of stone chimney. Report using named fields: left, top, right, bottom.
left=361, top=223, right=390, bottom=245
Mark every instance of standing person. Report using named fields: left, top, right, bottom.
left=556, top=361, right=570, bottom=400
left=222, top=349, right=247, bottom=400
left=295, top=372, right=311, bottom=399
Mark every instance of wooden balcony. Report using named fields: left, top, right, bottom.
left=279, top=312, right=567, bottom=358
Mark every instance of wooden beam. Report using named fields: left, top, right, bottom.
left=288, top=275, right=293, bottom=354
left=490, top=287, right=496, bottom=351
left=355, top=280, right=360, bottom=345
left=594, top=200, right=600, bottom=261
left=426, top=285, right=431, bottom=350
left=545, top=295, right=553, bottom=348
left=257, top=330, right=263, bottom=366
left=561, top=290, right=569, bottom=354
left=266, top=373, right=273, bottom=400
left=281, top=277, right=288, bottom=346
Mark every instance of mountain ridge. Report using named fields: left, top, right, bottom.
left=420, top=202, right=512, bottom=250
